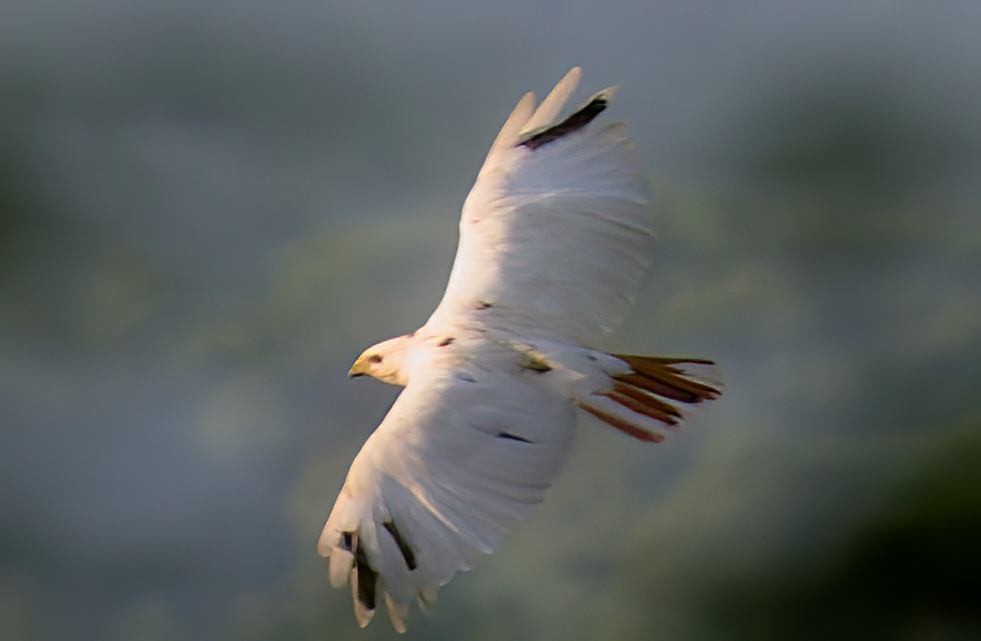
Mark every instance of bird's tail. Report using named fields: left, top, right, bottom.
left=577, top=354, right=722, bottom=442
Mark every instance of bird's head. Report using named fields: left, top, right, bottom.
left=348, top=334, right=413, bottom=385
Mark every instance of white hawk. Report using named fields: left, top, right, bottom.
left=319, top=67, right=721, bottom=632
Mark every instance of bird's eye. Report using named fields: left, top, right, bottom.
left=367, top=354, right=383, bottom=364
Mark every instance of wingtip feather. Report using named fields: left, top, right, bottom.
left=384, top=592, right=409, bottom=634
left=487, top=90, right=537, bottom=156
left=329, top=547, right=354, bottom=588
left=521, top=66, right=584, bottom=134
left=596, top=84, right=619, bottom=102
left=351, top=566, right=376, bottom=628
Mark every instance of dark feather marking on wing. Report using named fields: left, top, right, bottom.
left=497, top=431, right=533, bottom=444
left=522, top=357, right=552, bottom=373
left=517, top=95, right=609, bottom=150
left=354, top=545, right=377, bottom=612
left=383, top=520, right=417, bottom=571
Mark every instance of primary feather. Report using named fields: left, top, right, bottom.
left=321, top=68, right=720, bottom=632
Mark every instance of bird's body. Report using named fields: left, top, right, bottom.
left=321, top=68, right=721, bottom=632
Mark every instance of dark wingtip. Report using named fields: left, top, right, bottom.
left=354, top=545, right=378, bottom=613
left=518, top=94, right=609, bottom=150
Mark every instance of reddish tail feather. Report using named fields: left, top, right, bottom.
left=579, top=354, right=721, bottom=442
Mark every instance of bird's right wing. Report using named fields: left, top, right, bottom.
left=319, top=345, right=576, bottom=631
left=427, top=67, right=655, bottom=344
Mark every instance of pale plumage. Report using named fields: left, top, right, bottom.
left=321, top=68, right=721, bottom=632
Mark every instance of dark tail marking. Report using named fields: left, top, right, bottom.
left=609, top=381, right=681, bottom=425
left=613, top=355, right=721, bottom=406
left=518, top=95, right=609, bottom=150
left=583, top=354, right=721, bottom=442
left=579, top=401, right=665, bottom=442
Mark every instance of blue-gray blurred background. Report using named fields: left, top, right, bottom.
left=2, top=2, right=980, bottom=640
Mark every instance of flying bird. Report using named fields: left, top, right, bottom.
left=319, top=67, right=721, bottom=632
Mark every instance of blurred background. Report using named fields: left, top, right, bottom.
left=2, top=1, right=979, bottom=639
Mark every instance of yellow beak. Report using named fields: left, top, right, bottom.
left=348, top=356, right=367, bottom=378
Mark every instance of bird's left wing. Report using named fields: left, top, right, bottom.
left=426, top=67, right=654, bottom=344
left=319, top=347, right=576, bottom=632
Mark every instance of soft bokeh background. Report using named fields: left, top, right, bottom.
left=2, top=2, right=979, bottom=640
